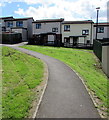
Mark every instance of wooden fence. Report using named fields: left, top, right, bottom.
left=2, top=33, right=22, bottom=44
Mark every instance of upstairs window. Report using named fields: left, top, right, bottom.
left=2, top=27, right=6, bottom=31
left=36, top=24, right=41, bottom=29
left=97, top=27, right=104, bottom=33
left=64, top=25, right=70, bottom=31
left=82, top=30, right=89, bottom=35
left=7, top=22, right=13, bottom=27
left=16, top=21, right=23, bottom=27
left=52, top=28, right=58, bottom=32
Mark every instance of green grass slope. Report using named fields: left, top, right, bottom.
left=2, top=46, right=44, bottom=118
left=22, top=45, right=109, bottom=116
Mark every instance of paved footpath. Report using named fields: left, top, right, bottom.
left=5, top=45, right=100, bottom=118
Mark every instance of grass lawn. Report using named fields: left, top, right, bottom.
left=22, top=45, right=109, bottom=116
left=2, top=46, right=44, bottom=118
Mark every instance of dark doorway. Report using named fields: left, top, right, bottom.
left=73, top=37, right=78, bottom=46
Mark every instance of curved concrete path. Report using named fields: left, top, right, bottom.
left=5, top=45, right=100, bottom=118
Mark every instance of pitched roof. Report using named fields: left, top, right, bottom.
left=62, top=20, right=94, bottom=24
left=32, top=18, right=64, bottom=23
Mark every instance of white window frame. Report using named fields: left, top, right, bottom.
left=97, top=27, right=104, bottom=33
left=82, top=30, right=89, bottom=35
left=64, top=25, right=70, bottom=31
left=7, top=21, right=13, bottom=27
left=52, top=28, right=58, bottom=32
left=16, top=21, right=23, bottom=27
left=36, top=23, right=41, bottom=29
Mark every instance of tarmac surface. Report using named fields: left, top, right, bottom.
left=3, top=44, right=100, bottom=118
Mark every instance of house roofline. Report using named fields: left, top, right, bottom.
left=94, top=22, right=109, bottom=24
left=94, top=22, right=109, bottom=26
left=32, top=18, right=64, bottom=23
left=4, top=17, right=34, bottom=21
left=0, top=16, right=14, bottom=20
left=62, top=20, right=94, bottom=24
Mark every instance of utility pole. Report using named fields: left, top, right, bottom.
left=96, top=7, right=100, bottom=40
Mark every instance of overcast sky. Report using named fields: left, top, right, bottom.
left=0, top=0, right=108, bottom=22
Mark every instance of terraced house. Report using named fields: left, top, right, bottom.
left=0, top=16, right=14, bottom=32
left=93, top=22, right=109, bottom=40
left=31, top=18, right=64, bottom=46
left=3, top=17, right=34, bottom=41
left=1, top=16, right=108, bottom=47
left=62, top=20, right=94, bottom=47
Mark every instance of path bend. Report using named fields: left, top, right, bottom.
left=5, top=45, right=100, bottom=118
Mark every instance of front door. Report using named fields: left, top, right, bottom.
left=73, top=37, right=78, bottom=46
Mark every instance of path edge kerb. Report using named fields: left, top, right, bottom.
left=32, top=59, right=48, bottom=119
left=17, top=51, right=49, bottom=119
left=18, top=52, right=49, bottom=119
left=59, top=60, right=102, bottom=118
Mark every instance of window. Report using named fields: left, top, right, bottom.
left=82, top=30, right=89, bottom=35
left=36, top=24, right=41, bottom=29
left=64, top=25, right=70, bottom=31
left=97, top=27, right=104, bottom=33
left=52, top=28, right=58, bottom=32
left=7, top=22, right=13, bottom=27
left=2, top=27, right=6, bottom=31
left=16, top=21, right=23, bottom=27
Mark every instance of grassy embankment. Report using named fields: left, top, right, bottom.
left=2, top=46, right=44, bottom=118
left=22, top=45, right=109, bottom=116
